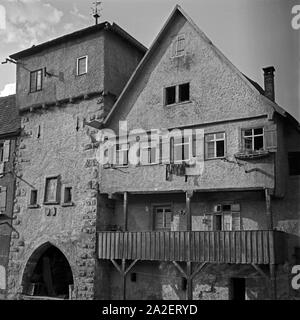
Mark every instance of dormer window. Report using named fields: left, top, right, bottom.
left=172, top=34, right=185, bottom=57
left=77, top=56, right=88, bottom=76
left=30, top=69, right=43, bottom=93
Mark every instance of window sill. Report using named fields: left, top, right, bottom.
left=61, top=202, right=74, bottom=207
left=164, top=100, right=192, bottom=107
left=29, top=89, right=43, bottom=94
left=205, top=156, right=226, bottom=161
left=28, top=204, right=40, bottom=209
left=75, top=73, right=87, bottom=77
left=43, top=202, right=60, bottom=205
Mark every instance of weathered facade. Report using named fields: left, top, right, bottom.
left=5, top=5, right=300, bottom=301
left=95, top=6, right=300, bottom=300
left=6, top=22, right=145, bottom=299
left=0, top=94, right=20, bottom=299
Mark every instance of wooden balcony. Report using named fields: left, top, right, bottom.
left=97, top=230, right=288, bottom=265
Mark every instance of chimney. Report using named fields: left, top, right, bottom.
left=263, top=66, right=275, bottom=102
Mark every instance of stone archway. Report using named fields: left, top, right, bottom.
left=21, top=242, right=74, bottom=299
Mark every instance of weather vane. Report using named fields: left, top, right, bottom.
left=91, top=1, right=102, bottom=25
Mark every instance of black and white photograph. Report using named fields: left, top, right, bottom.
left=0, top=0, right=300, bottom=311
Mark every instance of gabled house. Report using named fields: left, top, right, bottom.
left=0, top=94, right=20, bottom=299
left=6, top=22, right=146, bottom=300
left=95, top=6, right=300, bottom=300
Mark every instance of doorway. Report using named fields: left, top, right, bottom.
left=230, top=278, right=246, bottom=300
left=22, top=243, right=74, bottom=299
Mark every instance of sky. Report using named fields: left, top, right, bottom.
left=0, top=0, right=299, bottom=121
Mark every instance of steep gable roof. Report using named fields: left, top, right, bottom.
left=0, top=95, right=20, bottom=136
left=103, top=5, right=299, bottom=130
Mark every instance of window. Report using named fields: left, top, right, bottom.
left=116, top=142, right=129, bottom=166
left=63, top=187, right=73, bottom=204
left=172, top=34, right=185, bottom=57
left=204, top=203, right=240, bottom=231
left=44, top=176, right=60, bottom=204
left=77, top=56, right=88, bottom=76
left=288, top=152, right=300, bottom=176
left=205, top=133, right=225, bottom=159
left=164, top=83, right=190, bottom=106
left=30, top=69, right=43, bottom=93
left=153, top=205, right=172, bottom=230
left=242, top=128, right=264, bottom=151
left=172, top=135, right=191, bottom=163
left=0, top=186, right=7, bottom=213
left=29, top=190, right=38, bottom=207
left=140, top=139, right=158, bottom=165
left=0, top=143, right=3, bottom=162
left=165, top=86, right=176, bottom=105
left=178, top=83, right=190, bottom=102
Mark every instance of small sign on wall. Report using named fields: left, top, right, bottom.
left=0, top=265, right=6, bottom=290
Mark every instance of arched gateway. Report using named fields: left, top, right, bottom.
left=22, top=243, right=74, bottom=299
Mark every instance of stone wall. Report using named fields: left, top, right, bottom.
left=6, top=97, right=106, bottom=299
left=0, top=137, right=17, bottom=299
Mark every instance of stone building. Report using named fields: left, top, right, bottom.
left=94, top=6, right=300, bottom=300
left=6, top=5, right=300, bottom=301
left=0, top=94, right=20, bottom=299
left=6, top=22, right=146, bottom=299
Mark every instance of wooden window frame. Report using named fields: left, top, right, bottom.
left=62, top=185, right=74, bottom=207
left=241, top=127, right=265, bottom=152
left=29, top=69, right=43, bottom=93
left=28, top=189, right=39, bottom=209
left=205, top=132, right=226, bottom=160
left=164, top=82, right=191, bottom=106
left=43, top=175, right=61, bottom=205
left=115, top=141, right=129, bottom=167
left=151, top=203, right=173, bottom=231
left=76, top=55, right=88, bottom=76
left=172, top=135, right=192, bottom=163
left=140, top=136, right=159, bottom=165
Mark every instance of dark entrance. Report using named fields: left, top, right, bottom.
left=230, top=278, right=246, bottom=300
left=23, top=244, right=73, bottom=299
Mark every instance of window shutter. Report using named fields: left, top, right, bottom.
left=0, top=163, right=4, bottom=176
left=265, top=124, right=277, bottom=152
left=154, top=212, right=164, bottom=229
left=0, top=186, right=7, bottom=212
left=232, top=212, right=241, bottom=231
left=192, top=133, right=196, bottom=157
left=165, top=211, right=172, bottom=229
left=3, top=140, right=10, bottom=162
left=160, top=137, right=170, bottom=164
left=223, top=213, right=232, bottom=231
left=204, top=214, right=213, bottom=231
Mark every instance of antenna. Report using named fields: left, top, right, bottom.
left=91, top=1, right=102, bottom=25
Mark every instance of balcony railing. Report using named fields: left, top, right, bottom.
left=97, top=230, right=288, bottom=265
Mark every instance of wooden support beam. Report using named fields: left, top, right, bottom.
left=110, top=259, right=139, bottom=300
left=122, top=259, right=126, bottom=300
left=124, top=259, right=139, bottom=275
left=191, top=262, right=207, bottom=279
left=186, top=261, right=192, bottom=300
left=172, top=261, right=187, bottom=278
left=270, top=264, right=277, bottom=300
left=185, top=191, right=193, bottom=232
left=251, top=263, right=269, bottom=280
left=265, top=188, right=273, bottom=230
left=173, top=261, right=207, bottom=301
left=123, top=192, right=128, bottom=231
